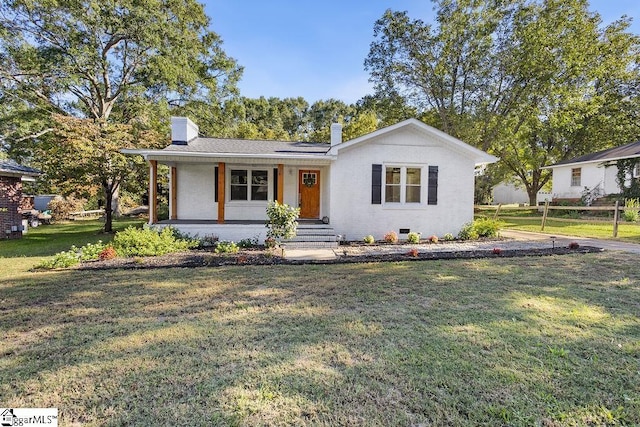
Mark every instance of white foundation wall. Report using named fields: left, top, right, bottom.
left=176, top=164, right=217, bottom=220
left=329, top=128, right=476, bottom=241
left=156, top=223, right=267, bottom=242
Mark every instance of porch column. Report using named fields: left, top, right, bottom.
left=149, top=160, right=158, bottom=224
left=170, top=166, right=177, bottom=220
left=277, top=164, right=284, bottom=203
left=217, top=162, right=225, bottom=224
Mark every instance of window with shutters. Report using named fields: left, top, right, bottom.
left=230, top=168, right=269, bottom=201
left=384, top=166, right=422, bottom=204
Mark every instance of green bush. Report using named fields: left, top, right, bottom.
left=458, top=218, right=502, bottom=240
left=113, top=225, right=198, bottom=257
left=363, top=235, right=375, bottom=244
left=473, top=218, right=501, bottom=238
left=238, top=237, right=259, bottom=248
left=77, top=241, right=106, bottom=261
left=623, top=198, right=639, bottom=222
left=36, top=250, right=80, bottom=269
left=457, top=222, right=478, bottom=241
left=215, top=241, right=239, bottom=254
left=266, top=201, right=300, bottom=241
left=406, top=232, right=420, bottom=244
left=443, top=233, right=455, bottom=241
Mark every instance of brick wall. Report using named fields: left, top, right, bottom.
left=0, top=175, right=23, bottom=239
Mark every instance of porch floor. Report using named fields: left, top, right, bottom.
left=158, top=219, right=325, bottom=225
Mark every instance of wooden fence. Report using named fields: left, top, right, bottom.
left=475, top=201, right=640, bottom=238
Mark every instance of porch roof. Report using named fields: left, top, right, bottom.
left=123, top=137, right=335, bottom=164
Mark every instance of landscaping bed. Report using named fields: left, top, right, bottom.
left=78, top=243, right=603, bottom=270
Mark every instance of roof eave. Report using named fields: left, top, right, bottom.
left=542, top=152, right=640, bottom=169
left=121, top=149, right=335, bottom=162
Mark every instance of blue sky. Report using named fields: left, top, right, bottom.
left=203, top=1, right=640, bottom=104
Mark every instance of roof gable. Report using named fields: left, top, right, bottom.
left=328, top=118, right=497, bottom=165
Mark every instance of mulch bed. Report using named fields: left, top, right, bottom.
left=78, top=245, right=604, bottom=270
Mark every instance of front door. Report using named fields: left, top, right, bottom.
left=299, top=170, right=320, bottom=219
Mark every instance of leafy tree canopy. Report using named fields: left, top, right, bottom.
left=366, top=0, right=640, bottom=204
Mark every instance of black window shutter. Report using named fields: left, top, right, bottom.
left=428, top=166, right=438, bottom=205
left=372, top=164, right=382, bottom=204
left=214, top=166, right=219, bottom=202
left=273, top=168, right=278, bottom=200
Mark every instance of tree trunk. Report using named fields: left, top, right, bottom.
left=104, top=188, right=113, bottom=233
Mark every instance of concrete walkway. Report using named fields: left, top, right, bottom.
left=284, top=248, right=337, bottom=261
left=500, top=229, right=640, bottom=254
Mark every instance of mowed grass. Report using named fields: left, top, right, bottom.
left=0, top=218, right=143, bottom=275
left=500, top=217, right=640, bottom=243
left=1, top=251, right=638, bottom=425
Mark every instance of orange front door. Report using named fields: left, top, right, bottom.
left=299, top=170, right=320, bottom=219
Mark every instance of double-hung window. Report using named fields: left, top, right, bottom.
left=385, top=166, right=421, bottom=204
left=230, top=169, right=269, bottom=201
left=570, top=168, right=581, bottom=187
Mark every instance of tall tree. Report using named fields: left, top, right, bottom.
left=365, top=0, right=640, bottom=205
left=0, top=0, right=241, bottom=231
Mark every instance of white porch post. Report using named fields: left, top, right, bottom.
left=149, top=160, right=158, bottom=224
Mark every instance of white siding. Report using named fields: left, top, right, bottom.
left=551, top=162, right=620, bottom=199
left=329, top=127, right=476, bottom=240
left=176, top=164, right=217, bottom=220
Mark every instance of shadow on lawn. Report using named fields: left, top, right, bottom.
left=1, top=254, right=638, bottom=425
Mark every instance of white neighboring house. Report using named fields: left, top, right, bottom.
left=543, top=141, right=640, bottom=203
left=123, top=117, right=497, bottom=244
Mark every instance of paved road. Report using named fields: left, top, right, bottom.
left=500, top=229, right=640, bottom=254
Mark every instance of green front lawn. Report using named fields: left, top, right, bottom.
left=1, top=250, right=638, bottom=425
left=499, top=217, right=640, bottom=243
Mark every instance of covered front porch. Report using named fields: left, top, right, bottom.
left=146, top=157, right=331, bottom=241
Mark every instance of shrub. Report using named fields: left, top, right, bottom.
left=264, top=237, right=277, bottom=248
left=363, top=235, right=375, bottom=244
left=198, top=234, right=219, bottom=247
left=406, top=232, right=420, bottom=244
left=492, top=247, right=502, bottom=255
left=113, top=225, right=198, bottom=257
left=238, top=236, right=259, bottom=248
left=457, top=222, right=478, bottom=241
left=266, top=201, right=300, bottom=241
left=428, top=235, right=439, bottom=244
left=443, top=233, right=455, bottom=241
left=47, top=196, right=84, bottom=221
left=407, top=248, right=419, bottom=257
left=623, top=198, right=639, bottom=222
left=473, top=218, right=501, bottom=238
left=98, top=246, right=117, bottom=261
left=568, top=242, right=580, bottom=250
left=215, top=241, right=239, bottom=254
left=384, top=231, right=398, bottom=243
left=77, top=241, right=106, bottom=261
left=36, top=250, right=80, bottom=269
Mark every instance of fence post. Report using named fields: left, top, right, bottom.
left=493, top=203, right=502, bottom=221
left=612, top=200, right=620, bottom=238
left=541, top=200, right=549, bottom=231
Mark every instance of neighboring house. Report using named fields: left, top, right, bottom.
left=491, top=181, right=551, bottom=206
left=124, top=117, right=497, bottom=244
left=0, top=159, right=41, bottom=239
left=543, top=141, right=640, bottom=203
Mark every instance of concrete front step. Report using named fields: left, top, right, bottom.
left=282, top=224, right=339, bottom=248
left=283, top=241, right=339, bottom=249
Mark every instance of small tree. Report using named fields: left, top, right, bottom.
left=265, top=201, right=299, bottom=244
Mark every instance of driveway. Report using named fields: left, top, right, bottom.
left=500, top=229, right=640, bottom=254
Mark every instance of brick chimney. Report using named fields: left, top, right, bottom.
left=171, top=117, right=199, bottom=145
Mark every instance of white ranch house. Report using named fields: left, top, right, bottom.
left=124, top=117, right=497, bottom=245
left=543, top=141, right=640, bottom=203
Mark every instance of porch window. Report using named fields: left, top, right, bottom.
left=571, top=168, right=581, bottom=187
left=385, top=166, right=422, bottom=204
left=230, top=169, right=269, bottom=201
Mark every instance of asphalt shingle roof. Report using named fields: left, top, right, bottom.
left=162, top=138, right=330, bottom=156
left=552, top=141, right=640, bottom=166
left=0, top=159, right=41, bottom=176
